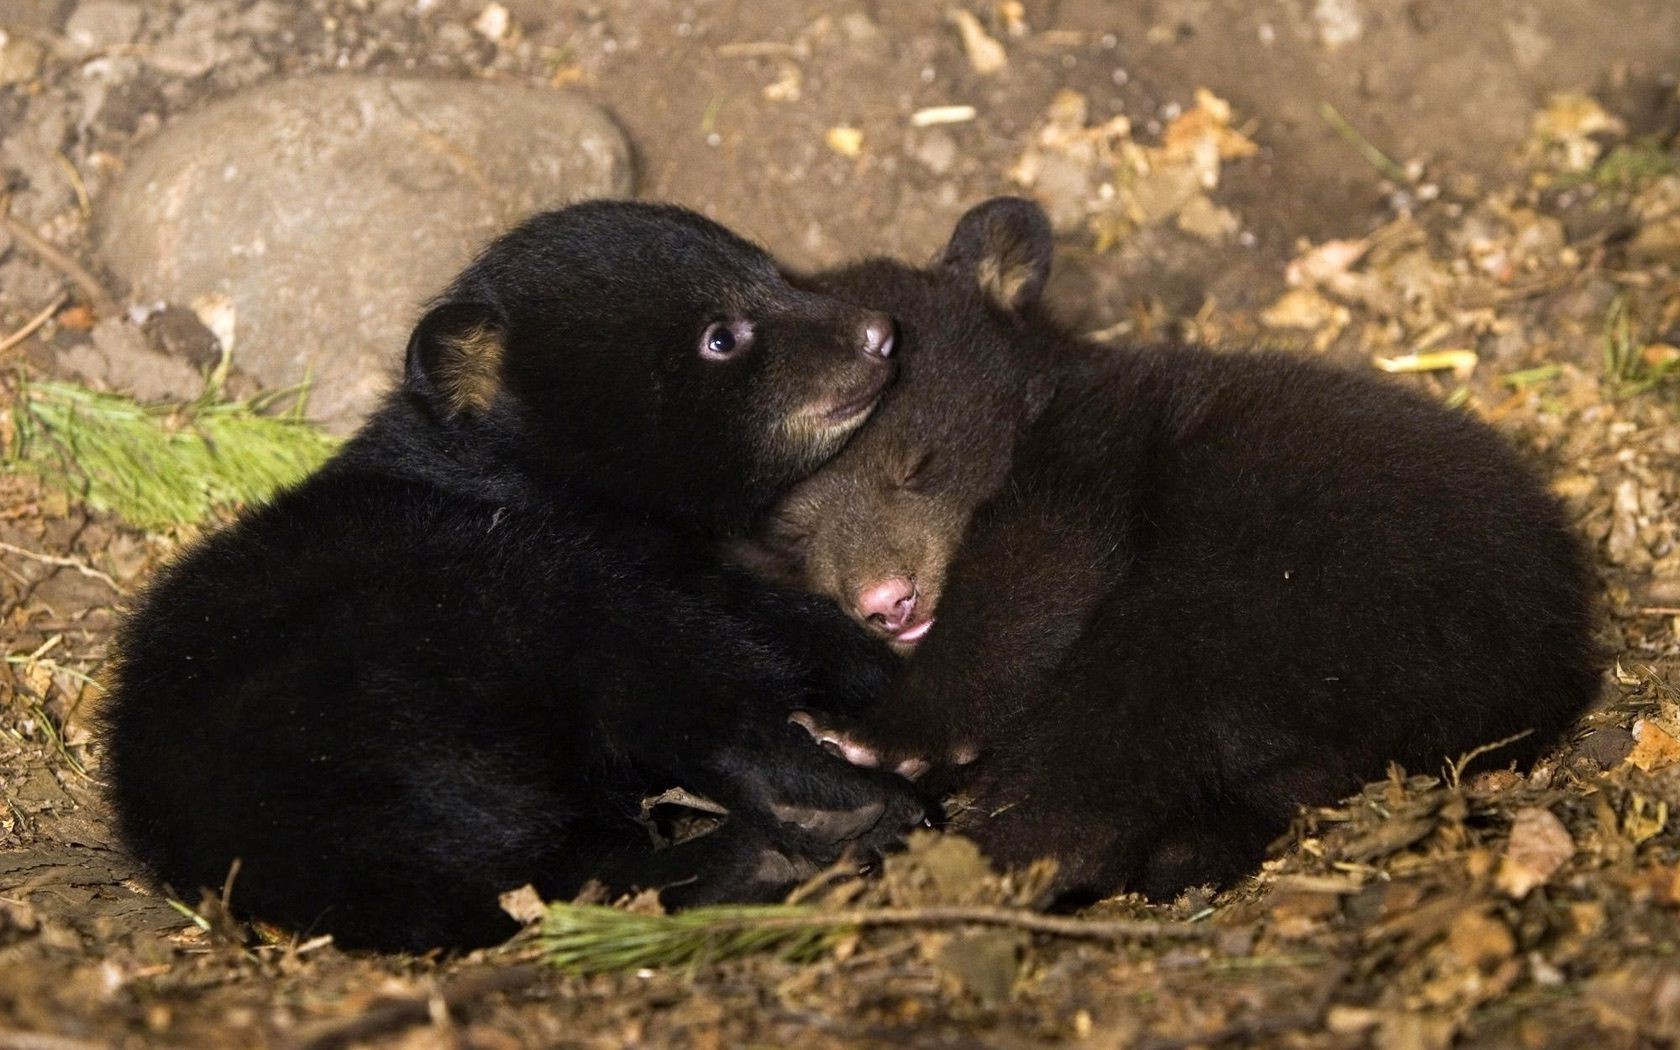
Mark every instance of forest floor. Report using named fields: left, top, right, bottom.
left=2, top=2, right=1680, bottom=1047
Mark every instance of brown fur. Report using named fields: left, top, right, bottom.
left=743, top=198, right=1600, bottom=904
left=430, top=320, right=505, bottom=414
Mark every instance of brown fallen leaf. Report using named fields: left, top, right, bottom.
left=1626, top=719, right=1680, bottom=773
left=825, top=126, right=864, bottom=157
left=499, top=884, right=547, bottom=925
left=1446, top=908, right=1515, bottom=970
left=947, top=8, right=1007, bottom=74
left=1630, top=864, right=1680, bottom=907
left=1495, top=806, right=1573, bottom=898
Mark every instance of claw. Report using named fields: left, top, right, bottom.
left=894, top=757, right=930, bottom=781
left=789, top=711, right=882, bottom=768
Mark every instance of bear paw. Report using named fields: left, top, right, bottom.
left=788, top=710, right=978, bottom=781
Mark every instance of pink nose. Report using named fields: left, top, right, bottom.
left=855, top=576, right=916, bottom=632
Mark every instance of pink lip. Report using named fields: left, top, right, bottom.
left=893, top=618, right=935, bottom=644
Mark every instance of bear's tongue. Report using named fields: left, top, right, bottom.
left=894, top=618, right=934, bottom=644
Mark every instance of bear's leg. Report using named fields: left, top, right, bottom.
left=579, top=820, right=825, bottom=908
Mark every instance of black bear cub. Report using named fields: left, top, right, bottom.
left=748, top=198, right=1602, bottom=901
left=102, top=202, right=925, bottom=952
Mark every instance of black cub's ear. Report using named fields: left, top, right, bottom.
left=405, top=301, right=507, bottom=416
left=942, top=197, right=1053, bottom=312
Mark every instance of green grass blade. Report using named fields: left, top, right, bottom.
left=7, top=379, right=339, bottom=530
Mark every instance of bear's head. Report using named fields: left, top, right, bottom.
left=733, top=198, right=1059, bottom=653
left=403, top=201, right=897, bottom=532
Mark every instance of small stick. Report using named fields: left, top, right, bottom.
left=0, top=214, right=117, bottom=317
left=0, top=1030, right=111, bottom=1050
left=0, top=540, right=123, bottom=593
left=801, top=905, right=1211, bottom=941
left=572, top=904, right=1212, bottom=942
left=0, top=292, right=69, bottom=355
left=283, top=966, right=545, bottom=1050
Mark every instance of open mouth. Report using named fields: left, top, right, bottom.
left=816, top=369, right=893, bottom=427
left=890, top=618, right=935, bottom=646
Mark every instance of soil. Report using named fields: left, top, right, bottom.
left=2, top=2, right=1680, bottom=1047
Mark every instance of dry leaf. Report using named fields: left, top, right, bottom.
left=1447, top=909, right=1515, bottom=970
left=1287, top=237, right=1372, bottom=288
left=1495, top=806, right=1572, bottom=898
left=947, top=8, right=1007, bottom=74
left=498, top=884, right=546, bottom=925
left=825, top=126, right=864, bottom=157
left=1528, top=92, right=1625, bottom=172
left=473, top=2, right=511, bottom=42
left=56, top=304, right=95, bottom=331
left=1176, top=194, right=1240, bottom=240
left=191, top=294, right=237, bottom=357
left=1622, top=793, right=1669, bottom=845
left=1626, top=719, right=1680, bottom=773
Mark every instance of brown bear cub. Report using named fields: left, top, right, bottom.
left=742, top=198, right=1602, bottom=901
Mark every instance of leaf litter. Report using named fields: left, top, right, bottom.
left=1, top=85, right=1679, bottom=1048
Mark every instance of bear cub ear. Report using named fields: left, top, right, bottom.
left=406, top=301, right=507, bottom=417
left=942, top=197, right=1053, bottom=312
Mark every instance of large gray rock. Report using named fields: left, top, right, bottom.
left=98, top=76, right=633, bottom=430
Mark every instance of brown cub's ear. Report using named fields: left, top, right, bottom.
left=405, top=302, right=506, bottom=416
left=719, top=535, right=806, bottom=587
left=941, top=197, right=1053, bottom=312
left=720, top=511, right=811, bottom=586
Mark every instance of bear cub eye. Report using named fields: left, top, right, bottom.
left=700, top=319, right=754, bottom=361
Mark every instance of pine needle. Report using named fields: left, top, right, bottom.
left=8, top=380, right=339, bottom=530
left=540, top=901, right=1213, bottom=975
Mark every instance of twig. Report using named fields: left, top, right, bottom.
left=0, top=1031, right=111, bottom=1050
left=1447, top=729, right=1535, bottom=787
left=567, top=902, right=1212, bottom=943
left=1636, top=606, right=1680, bottom=616
left=715, top=41, right=805, bottom=58
left=283, top=966, right=545, bottom=1050
left=0, top=540, right=123, bottom=593
left=1318, top=102, right=1411, bottom=185
left=0, top=213, right=117, bottom=317
left=825, top=905, right=1213, bottom=941
left=0, top=292, right=69, bottom=355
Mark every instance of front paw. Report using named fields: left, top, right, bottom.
left=708, top=724, right=929, bottom=866
left=789, top=710, right=979, bottom=781
left=761, top=778, right=925, bottom=866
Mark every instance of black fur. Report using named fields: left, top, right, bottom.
left=102, top=202, right=922, bottom=951
left=774, top=198, right=1603, bottom=901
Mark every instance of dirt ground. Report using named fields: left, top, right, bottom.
left=3, top=1, right=1680, bottom=1047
